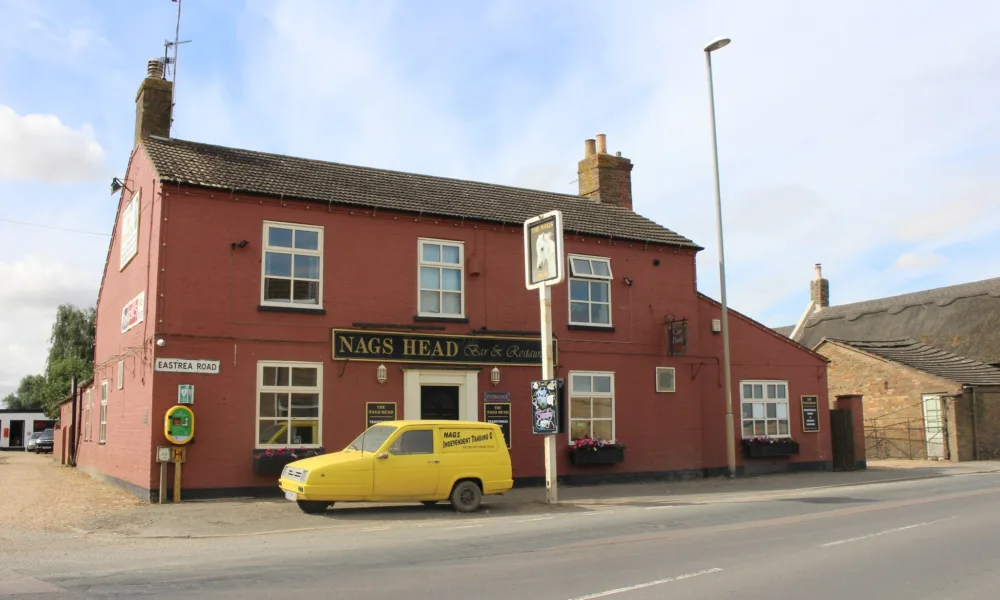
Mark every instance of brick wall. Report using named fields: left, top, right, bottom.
left=72, top=145, right=161, bottom=493
left=817, top=340, right=962, bottom=460
left=698, top=296, right=832, bottom=474
left=951, top=386, right=1000, bottom=461
left=74, top=144, right=835, bottom=496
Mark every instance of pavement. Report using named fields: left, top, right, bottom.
left=64, top=457, right=1000, bottom=539
left=2, top=464, right=999, bottom=599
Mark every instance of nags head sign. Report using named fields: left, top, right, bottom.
left=331, top=329, right=557, bottom=366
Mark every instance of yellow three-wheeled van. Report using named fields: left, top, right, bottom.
left=278, top=420, right=513, bottom=514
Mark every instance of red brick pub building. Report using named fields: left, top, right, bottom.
left=56, top=61, right=859, bottom=501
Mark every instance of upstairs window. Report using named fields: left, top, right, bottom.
left=568, top=254, right=612, bottom=326
left=261, top=221, right=323, bottom=308
left=418, top=239, right=465, bottom=318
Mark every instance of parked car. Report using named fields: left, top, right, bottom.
left=34, top=428, right=54, bottom=454
left=25, top=432, right=41, bottom=452
left=279, top=419, right=513, bottom=515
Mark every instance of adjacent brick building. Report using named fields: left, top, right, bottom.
left=776, top=267, right=1000, bottom=463
left=816, top=339, right=1000, bottom=461
left=58, top=59, right=847, bottom=501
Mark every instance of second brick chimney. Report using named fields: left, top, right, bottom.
left=134, top=58, right=173, bottom=145
left=577, top=133, right=634, bottom=210
left=810, top=263, right=830, bottom=308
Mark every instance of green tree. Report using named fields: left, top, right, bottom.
left=46, top=304, right=96, bottom=367
left=1, top=305, right=95, bottom=417
left=6, top=374, right=48, bottom=411
left=41, top=304, right=96, bottom=416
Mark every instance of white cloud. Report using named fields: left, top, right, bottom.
left=0, top=105, right=108, bottom=183
left=893, top=252, right=944, bottom=271
left=199, top=0, right=1000, bottom=329
left=2, top=0, right=1000, bottom=391
left=0, top=257, right=99, bottom=398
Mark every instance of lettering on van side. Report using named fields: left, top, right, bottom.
left=441, top=430, right=494, bottom=450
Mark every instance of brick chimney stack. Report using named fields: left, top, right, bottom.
left=577, top=133, right=634, bottom=210
left=810, top=263, right=830, bottom=308
left=134, top=58, right=173, bottom=145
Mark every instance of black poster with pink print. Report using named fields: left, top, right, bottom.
left=530, top=378, right=565, bottom=435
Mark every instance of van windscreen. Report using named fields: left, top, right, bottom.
left=346, top=425, right=397, bottom=453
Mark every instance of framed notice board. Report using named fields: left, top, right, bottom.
left=366, top=402, right=397, bottom=428
left=801, top=395, right=820, bottom=433
left=484, top=403, right=512, bottom=449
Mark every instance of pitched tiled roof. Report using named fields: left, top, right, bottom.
left=141, top=136, right=701, bottom=249
left=830, top=339, right=1000, bottom=386
left=788, top=277, right=1000, bottom=365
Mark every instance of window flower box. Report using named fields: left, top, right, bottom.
left=569, top=438, right=625, bottom=465
left=253, top=447, right=325, bottom=476
left=741, top=436, right=799, bottom=458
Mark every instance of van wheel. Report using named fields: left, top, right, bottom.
left=450, top=481, right=482, bottom=513
left=296, top=500, right=330, bottom=514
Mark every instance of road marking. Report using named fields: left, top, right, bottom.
left=565, top=568, right=723, bottom=599
left=644, top=505, right=674, bottom=510
left=819, top=517, right=956, bottom=548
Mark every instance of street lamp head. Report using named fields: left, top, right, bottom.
left=704, top=37, right=731, bottom=53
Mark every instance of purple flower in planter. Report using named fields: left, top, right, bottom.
left=570, top=437, right=625, bottom=451
left=741, top=435, right=797, bottom=445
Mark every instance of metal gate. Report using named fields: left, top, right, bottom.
left=864, top=417, right=927, bottom=459
left=831, top=408, right=856, bottom=471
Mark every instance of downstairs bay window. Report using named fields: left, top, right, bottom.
left=257, top=361, right=322, bottom=448
left=740, top=380, right=790, bottom=437
left=568, top=371, right=615, bottom=442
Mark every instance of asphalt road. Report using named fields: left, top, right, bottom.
left=3, top=472, right=999, bottom=599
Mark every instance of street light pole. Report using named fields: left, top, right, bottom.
left=704, top=36, right=736, bottom=479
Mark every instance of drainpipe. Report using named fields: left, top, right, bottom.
left=69, top=376, right=78, bottom=467
left=970, top=385, right=979, bottom=461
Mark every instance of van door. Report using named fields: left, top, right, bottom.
left=372, top=428, right=439, bottom=498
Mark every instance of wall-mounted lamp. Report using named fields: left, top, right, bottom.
left=623, top=277, right=633, bottom=286
left=231, top=240, right=250, bottom=250
left=376, top=363, right=387, bottom=385
left=491, top=366, right=500, bottom=386
left=110, top=177, right=134, bottom=195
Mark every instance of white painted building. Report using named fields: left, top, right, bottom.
left=0, top=410, right=55, bottom=450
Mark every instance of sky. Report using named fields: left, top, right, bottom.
left=1, top=0, right=998, bottom=400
